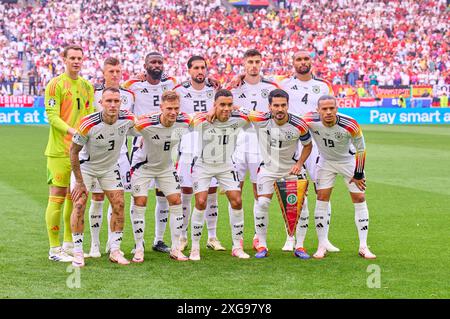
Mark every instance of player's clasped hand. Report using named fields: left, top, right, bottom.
left=289, top=163, right=302, bottom=175
left=349, top=178, right=366, bottom=191
left=71, top=181, right=88, bottom=203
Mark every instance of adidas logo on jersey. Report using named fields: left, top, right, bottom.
left=152, top=135, right=160, bottom=140
left=313, top=130, right=320, bottom=135
left=238, top=93, right=246, bottom=98
left=140, top=88, right=149, bottom=94
left=184, top=93, right=192, bottom=98
left=96, top=134, right=104, bottom=140
left=291, top=85, right=298, bottom=90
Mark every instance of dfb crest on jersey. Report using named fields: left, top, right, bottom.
left=334, top=131, right=344, bottom=140
left=48, top=98, right=56, bottom=108
left=161, top=85, right=169, bottom=92
left=118, top=124, right=127, bottom=136
left=206, top=90, right=214, bottom=99
left=284, top=130, right=294, bottom=140
left=312, top=86, right=320, bottom=94
left=261, top=89, right=269, bottom=99
left=121, top=95, right=128, bottom=105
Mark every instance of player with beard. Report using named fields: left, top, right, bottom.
left=173, top=56, right=224, bottom=251
left=123, top=52, right=177, bottom=255
left=278, top=50, right=339, bottom=254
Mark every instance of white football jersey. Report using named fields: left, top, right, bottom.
left=123, top=76, right=177, bottom=116
left=93, top=84, right=135, bottom=112
left=231, top=78, right=279, bottom=154
left=175, top=81, right=216, bottom=155
left=304, top=112, right=366, bottom=179
left=247, top=111, right=312, bottom=174
left=73, top=110, right=136, bottom=176
left=134, top=112, right=191, bottom=174
left=278, top=76, right=333, bottom=116
left=94, top=84, right=136, bottom=156
left=192, top=111, right=249, bottom=166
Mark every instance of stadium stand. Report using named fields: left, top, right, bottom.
left=0, top=0, right=448, bottom=97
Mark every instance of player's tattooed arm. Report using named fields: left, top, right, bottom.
left=70, top=142, right=88, bottom=202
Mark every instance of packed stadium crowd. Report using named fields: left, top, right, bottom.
left=0, top=0, right=449, bottom=96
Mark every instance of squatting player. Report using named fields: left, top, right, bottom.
left=44, top=44, right=94, bottom=262
left=123, top=52, right=177, bottom=254
left=303, top=95, right=376, bottom=259
left=189, top=89, right=251, bottom=261
left=130, top=91, right=191, bottom=262
left=227, top=49, right=280, bottom=251
left=250, top=89, right=313, bottom=259
left=69, top=87, right=136, bottom=267
left=174, top=55, right=224, bottom=252
left=84, top=57, right=135, bottom=258
left=278, top=50, right=339, bottom=253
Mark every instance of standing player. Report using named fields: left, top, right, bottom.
left=189, top=89, right=251, bottom=261
left=84, top=57, right=135, bottom=258
left=44, top=44, right=94, bottom=262
left=130, top=91, right=191, bottom=262
left=69, top=87, right=136, bottom=267
left=303, top=95, right=376, bottom=259
left=228, top=49, right=283, bottom=250
left=174, top=56, right=224, bottom=252
left=278, top=50, right=339, bottom=253
left=123, top=52, right=177, bottom=254
left=250, top=89, right=313, bottom=259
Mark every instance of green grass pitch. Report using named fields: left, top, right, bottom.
left=0, top=125, right=449, bottom=299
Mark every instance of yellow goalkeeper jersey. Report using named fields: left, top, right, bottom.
left=44, top=73, right=94, bottom=157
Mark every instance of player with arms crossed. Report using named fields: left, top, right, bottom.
left=130, top=91, right=191, bottom=262
left=174, top=55, right=224, bottom=252
left=84, top=57, right=135, bottom=258
left=228, top=49, right=280, bottom=250
left=250, top=89, right=313, bottom=259
left=44, top=44, right=94, bottom=262
left=69, top=87, right=136, bottom=267
left=189, top=89, right=251, bottom=261
left=303, top=95, right=376, bottom=259
left=278, top=50, right=339, bottom=253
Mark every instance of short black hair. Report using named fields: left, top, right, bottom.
left=214, top=89, right=233, bottom=101
left=145, top=52, right=163, bottom=62
left=102, top=86, right=120, bottom=95
left=268, top=89, right=289, bottom=105
left=243, top=49, right=262, bottom=59
left=317, top=95, right=336, bottom=108
left=187, top=56, right=206, bottom=69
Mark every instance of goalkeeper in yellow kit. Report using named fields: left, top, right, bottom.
left=44, top=45, right=94, bottom=262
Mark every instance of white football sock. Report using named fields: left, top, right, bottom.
left=107, top=203, right=112, bottom=244
left=169, top=204, right=184, bottom=250
left=255, top=197, right=271, bottom=248
left=253, top=200, right=258, bottom=237
left=295, top=197, right=309, bottom=249
left=314, top=200, right=329, bottom=247
left=181, top=193, right=193, bottom=238
left=229, top=207, right=244, bottom=249
left=110, top=231, right=124, bottom=252
left=154, top=196, right=169, bottom=244
left=325, top=201, right=332, bottom=241
left=354, top=201, right=369, bottom=248
left=132, top=205, right=146, bottom=250
left=88, top=200, right=104, bottom=247
left=72, top=232, right=84, bottom=253
left=190, top=207, right=205, bottom=250
left=205, top=192, right=218, bottom=239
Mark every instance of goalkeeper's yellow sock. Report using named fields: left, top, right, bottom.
left=63, top=194, right=74, bottom=243
left=45, top=195, right=65, bottom=247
